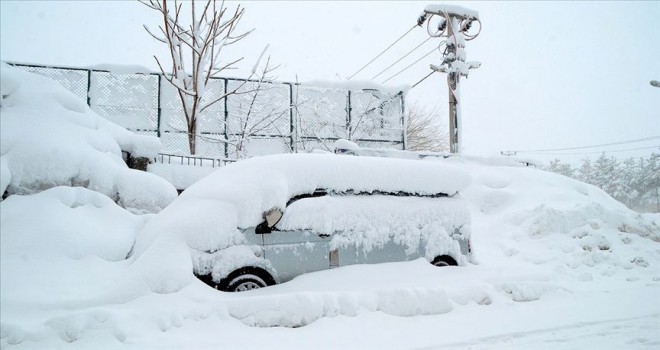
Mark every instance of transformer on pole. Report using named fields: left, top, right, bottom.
left=418, top=5, right=481, bottom=153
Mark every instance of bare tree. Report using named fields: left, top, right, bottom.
left=141, top=0, right=258, bottom=154
left=406, top=104, right=449, bottom=152
left=219, top=57, right=290, bottom=158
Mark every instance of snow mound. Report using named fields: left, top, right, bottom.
left=224, top=259, right=493, bottom=327
left=1, top=145, right=659, bottom=347
left=0, top=187, right=150, bottom=306
left=0, top=63, right=177, bottom=213
left=458, top=159, right=660, bottom=283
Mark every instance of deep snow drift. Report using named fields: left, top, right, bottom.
left=1, top=65, right=659, bottom=349
left=0, top=63, right=176, bottom=213
left=1, top=150, right=658, bottom=348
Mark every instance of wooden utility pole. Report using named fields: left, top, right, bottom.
left=418, top=5, right=481, bottom=153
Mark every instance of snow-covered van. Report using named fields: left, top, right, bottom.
left=133, top=153, right=472, bottom=292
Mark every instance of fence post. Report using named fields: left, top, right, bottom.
left=347, top=90, right=352, bottom=140
left=288, top=83, right=295, bottom=153
left=156, top=74, right=162, bottom=138
left=223, top=78, right=229, bottom=159
left=400, top=91, right=406, bottom=150
left=86, top=70, right=92, bottom=106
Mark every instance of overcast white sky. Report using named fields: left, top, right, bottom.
left=2, top=1, right=659, bottom=164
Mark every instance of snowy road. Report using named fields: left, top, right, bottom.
left=425, top=314, right=660, bottom=350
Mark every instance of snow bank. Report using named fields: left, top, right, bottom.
left=224, top=259, right=492, bottom=327
left=0, top=187, right=149, bottom=305
left=455, top=158, right=660, bottom=285
left=1, top=142, right=659, bottom=348
left=0, top=63, right=176, bottom=213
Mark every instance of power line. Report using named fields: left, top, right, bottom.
left=411, top=71, right=435, bottom=89
left=347, top=24, right=418, bottom=80
left=371, top=37, right=432, bottom=80
left=523, top=145, right=659, bottom=156
left=511, top=135, right=660, bottom=153
left=381, top=46, right=438, bottom=84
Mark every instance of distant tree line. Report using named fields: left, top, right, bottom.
left=541, top=153, right=660, bottom=213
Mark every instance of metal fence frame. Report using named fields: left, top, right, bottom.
left=9, top=62, right=407, bottom=157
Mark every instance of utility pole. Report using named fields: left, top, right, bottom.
left=418, top=5, right=481, bottom=153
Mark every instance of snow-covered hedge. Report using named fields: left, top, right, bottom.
left=0, top=63, right=177, bottom=213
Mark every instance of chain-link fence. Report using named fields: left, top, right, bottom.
left=10, top=63, right=406, bottom=158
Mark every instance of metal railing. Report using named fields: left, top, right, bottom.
left=155, top=153, right=236, bottom=167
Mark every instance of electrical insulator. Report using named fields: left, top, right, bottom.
left=417, top=13, right=428, bottom=27
left=437, top=18, right=447, bottom=32
left=461, top=19, right=473, bottom=32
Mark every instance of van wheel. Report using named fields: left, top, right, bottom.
left=228, top=274, right=267, bottom=292
left=431, top=255, right=458, bottom=267
left=218, top=267, right=276, bottom=292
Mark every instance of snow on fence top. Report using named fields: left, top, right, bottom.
left=8, top=62, right=407, bottom=159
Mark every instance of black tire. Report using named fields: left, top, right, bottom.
left=217, top=267, right=276, bottom=292
left=227, top=274, right=267, bottom=292
left=431, top=255, right=458, bottom=267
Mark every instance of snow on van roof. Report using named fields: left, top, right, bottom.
left=181, top=153, right=471, bottom=228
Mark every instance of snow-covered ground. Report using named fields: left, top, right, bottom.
left=1, top=67, right=659, bottom=349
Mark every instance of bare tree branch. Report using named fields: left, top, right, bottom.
left=143, top=0, right=254, bottom=154
left=406, top=104, right=449, bottom=152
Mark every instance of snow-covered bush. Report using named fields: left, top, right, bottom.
left=0, top=63, right=177, bottom=213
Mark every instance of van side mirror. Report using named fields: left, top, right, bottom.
left=255, top=208, right=283, bottom=234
